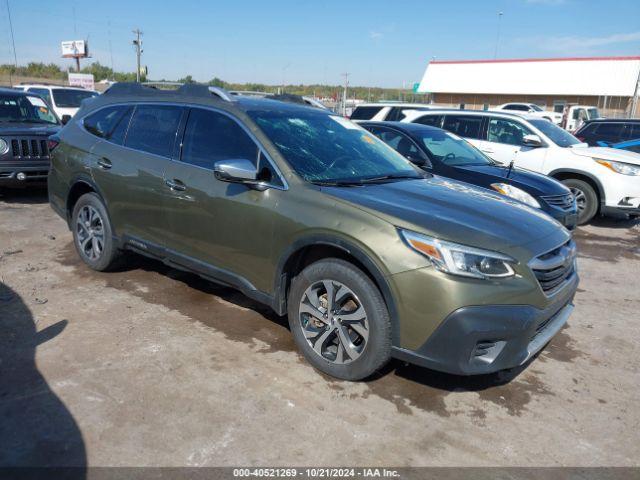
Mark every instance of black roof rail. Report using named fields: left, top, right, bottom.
left=103, top=82, right=234, bottom=102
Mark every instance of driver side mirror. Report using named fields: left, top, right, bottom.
left=522, top=134, right=543, bottom=148
left=61, top=114, right=72, bottom=125
left=214, top=159, right=266, bottom=190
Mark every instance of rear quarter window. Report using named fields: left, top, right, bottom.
left=84, top=105, right=133, bottom=143
left=350, top=106, right=383, bottom=120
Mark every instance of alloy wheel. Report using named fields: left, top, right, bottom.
left=76, top=205, right=105, bottom=261
left=298, top=280, right=369, bottom=365
left=570, top=187, right=587, bottom=213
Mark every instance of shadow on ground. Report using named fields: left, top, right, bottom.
left=58, top=243, right=562, bottom=419
left=0, top=187, right=49, bottom=205
left=0, top=282, right=86, bottom=475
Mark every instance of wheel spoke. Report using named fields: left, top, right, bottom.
left=335, top=324, right=359, bottom=361
left=80, top=235, right=92, bottom=251
left=312, top=328, right=334, bottom=356
left=338, top=304, right=366, bottom=322
left=345, top=319, right=368, bottom=341
left=322, top=280, right=335, bottom=312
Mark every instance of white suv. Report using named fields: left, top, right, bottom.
left=15, top=85, right=99, bottom=121
left=496, top=103, right=563, bottom=125
left=350, top=103, right=435, bottom=122
left=402, top=109, right=640, bottom=224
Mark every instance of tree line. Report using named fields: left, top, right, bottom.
left=1, top=62, right=426, bottom=101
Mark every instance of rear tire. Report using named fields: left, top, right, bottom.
left=71, top=192, right=122, bottom=271
left=562, top=179, right=598, bottom=225
left=287, top=259, right=391, bottom=381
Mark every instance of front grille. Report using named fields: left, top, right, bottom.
left=8, top=137, right=49, bottom=159
left=541, top=193, right=575, bottom=211
left=530, top=240, right=577, bottom=294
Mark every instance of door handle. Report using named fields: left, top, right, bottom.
left=97, top=158, right=112, bottom=170
left=165, top=179, right=187, bottom=192
left=481, top=149, right=494, bottom=154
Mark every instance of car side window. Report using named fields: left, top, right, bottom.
left=594, top=123, right=624, bottom=141
left=125, top=105, right=183, bottom=158
left=181, top=108, right=260, bottom=169
left=27, top=88, right=52, bottom=106
left=442, top=115, right=483, bottom=139
left=368, top=127, right=430, bottom=165
left=84, top=105, right=133, bottom=143
left=414, top=115, right=442, bottom=127
left=350, top=106, right=383, bottom=120
left=487, top=118, right=532, bottom=146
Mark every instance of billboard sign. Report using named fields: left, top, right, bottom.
left=68, top=73, right=95, bottom=90
left=61, top=40, right=87, bottom=58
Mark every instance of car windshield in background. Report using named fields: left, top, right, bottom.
left=52, top=89, right=98, bottom=108
left=530, top=105, right=543, bottom=112
left=587, top=108, right=600, bottom=119
left=0, top=94, right=59, bottom=124
left=249, top=110, right=422, bottom=184
left=530, top=119, right=581, bottom=147
left=418, top=130, right=493, bottom=167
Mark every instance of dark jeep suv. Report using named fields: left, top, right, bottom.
left=49, top=83, right=578, bottom=380
left=0, top=88, right=60, bottom=188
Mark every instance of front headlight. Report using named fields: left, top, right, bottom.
left=400, top=230, right=517, bottom=279
left=490, top=183, right=541, bottom=208
left=594, top=159, right=640, bottom=176
left=0, top=138, right=9, bottom=155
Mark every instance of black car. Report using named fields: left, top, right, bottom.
left=361, top=121, right=578, bottom=230
left=574, top=119, right=640, bottom=150
left=0, top=88, right=60, bottom=188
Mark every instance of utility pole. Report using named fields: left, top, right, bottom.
left=630, top=59, right=640, bottom=119
left=493, top=11, right=503, bottom=59
left=341, top=73, right=350, bottom=116
left=132, top=29, right=143, bottom=83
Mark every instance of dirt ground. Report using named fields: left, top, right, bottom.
left=1, top=188, right=639, bottom=467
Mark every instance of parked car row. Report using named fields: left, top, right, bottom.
left=396, top=109, right=640, bottom=224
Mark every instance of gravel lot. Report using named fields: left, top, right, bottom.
left=1, top=188, right=639, bottom=467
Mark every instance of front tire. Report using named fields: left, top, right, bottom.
left=71, top=192, right=121, bottom=271
left=561, top=179, right=598, bottom=225
left=287, top=259, right=391, bottom=381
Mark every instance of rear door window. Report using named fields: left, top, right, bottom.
left=125, top=105, right=183, bottom=158
left=487, top=118, right=532, bottom=146
left=593, top=123, right=625, bottom=142
left=350, top=106, right=384, bottom=120
left=84, top=105, right=133, bottom=144
left=413, top=115, right=442, bottom=127
left=442, top=115, right=484, bottom=139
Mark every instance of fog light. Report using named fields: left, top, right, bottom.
left=16, top=172, right=26, bottom=181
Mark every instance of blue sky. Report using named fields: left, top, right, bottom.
left=1, top=0, right=639, bottom=87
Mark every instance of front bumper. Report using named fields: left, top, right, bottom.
left=0, top=161, right=49, bottom=186
left=545, top=206, right=578, bottom=230
left=391, top=271, right=578, bottom=375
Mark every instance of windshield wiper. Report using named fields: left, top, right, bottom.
left=356, top=173, right=424, bottom=184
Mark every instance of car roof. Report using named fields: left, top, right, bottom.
left=360, top=120, right=441, bottom=134
left=403, top=108, right=541, bottom=121
left=19, top=84, right=95, bottom=91
left=583, top=118, right=640, bottom=124
left=355, top=102, right=433, bottom=108
left=0, top=87, right=32, bottom=97
left=91, top=82, right=328, bottom=117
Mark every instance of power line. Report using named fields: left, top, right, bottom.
left=5, top=0, right=18, bottom=68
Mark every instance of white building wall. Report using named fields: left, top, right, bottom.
left=418, top=57, right=640, bottom=97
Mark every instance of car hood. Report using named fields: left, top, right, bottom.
left=0, top=123, right=61, bottom=136
left=569, top=145, right=640, bottom=165
left=322, top=176, right=567, bottom=253
left=453, top=164, right=570, bottom=196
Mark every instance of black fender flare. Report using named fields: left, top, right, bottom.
left=273, top=235, right=400, bottom=345
left=547, top=168, right=606, bottom=205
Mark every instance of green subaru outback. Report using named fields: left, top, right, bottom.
left=48, top=83, right=578, bottom=381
